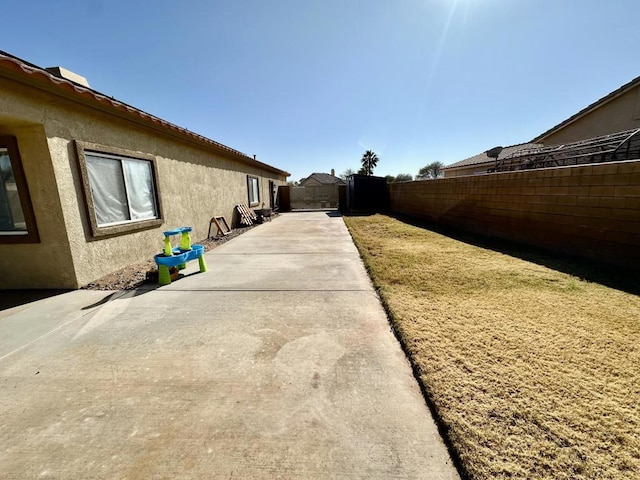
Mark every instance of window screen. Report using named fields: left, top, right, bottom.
left=86, top=152, right=158, bottom=227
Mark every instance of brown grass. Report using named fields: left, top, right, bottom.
left=344, top=214, right=640, bottom=480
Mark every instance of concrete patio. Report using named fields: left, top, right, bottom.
left=0, top=211, right=459, bottom=479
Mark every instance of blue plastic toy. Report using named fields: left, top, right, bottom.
left=153, top=227, right=207, bottom=285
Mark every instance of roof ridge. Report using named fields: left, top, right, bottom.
left=444, top=142, right=542, bottom=169
left=531, top=74, right=640, bottom=143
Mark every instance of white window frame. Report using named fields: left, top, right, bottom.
left=247, top=175, right=260, bottom=207
left=75, top=141, right=163, bottom=238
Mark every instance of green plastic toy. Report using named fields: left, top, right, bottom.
left=154, top=227, right=207, bottom=285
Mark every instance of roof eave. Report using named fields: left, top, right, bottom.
left=0, top=54, right=289, bottom=177
left=532, top=75, right=640, bottom=143
left=444, top=160, right=493, bottom=170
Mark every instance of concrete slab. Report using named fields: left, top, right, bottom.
left=0, top=212, right=459, bottom=479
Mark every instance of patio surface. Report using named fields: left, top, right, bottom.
left=0, top=211, right=459, bottom=479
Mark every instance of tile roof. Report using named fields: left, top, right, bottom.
left=444, top=142, right=543, bottom=170
left=300, top=173, right=346, bottom=185
left=532, top=75, right=640, bottom=143
left=445, top=76, right=640, bottom=171
left=0, top=50, right=289, bottom=176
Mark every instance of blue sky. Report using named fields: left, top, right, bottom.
left=3, top=0, right=639, bottom=181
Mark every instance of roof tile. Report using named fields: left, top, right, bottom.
left=300, top=173, right=345, bottom=185
left=0, top=50, right=289, bottom=176
left=445, top=143, right=543, bottom=170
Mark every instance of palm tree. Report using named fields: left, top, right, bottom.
left=360, top=150, right=379, bottom=176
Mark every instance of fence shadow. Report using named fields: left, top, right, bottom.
left=390, top=212, right=640, bottom=296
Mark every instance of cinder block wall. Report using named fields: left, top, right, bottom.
left=290, top=185, right=340, bottom=209
left=389, top=161, right=640, bottom=270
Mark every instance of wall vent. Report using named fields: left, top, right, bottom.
left=45, top=66, right=90, bottom=88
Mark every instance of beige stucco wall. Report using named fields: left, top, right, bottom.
left=540, top=85, right=640, bottom=145
left=0, top=76, right=286, bottom=288
left=300, top=178, right=323, bottom=187
left=0, top=122, right=78, bottom=288
left=443, top=164, right=492, bottom=178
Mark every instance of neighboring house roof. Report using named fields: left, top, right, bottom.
left=0, top=50, right=289, bottom=177
left=532, top=75, right=640, bottom=143
left=444, top=142, right=543, bottom=170
left=299, top=173, right=345, bottom=185
left=445, top=75, right=640, bottom=173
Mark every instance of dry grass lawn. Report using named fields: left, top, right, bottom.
left=344, top=214, right=639, bottom=480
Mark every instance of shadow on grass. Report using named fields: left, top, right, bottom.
left=389, top=212, right=640, bottom=296
left=340, top=211, right=378, bottom=217
left=349, top=210, right=638, bottom=480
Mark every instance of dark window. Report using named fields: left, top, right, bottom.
left=0, top=136, right=39, bottom=243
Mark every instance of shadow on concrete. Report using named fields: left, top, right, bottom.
left=79, top=283, right=164, bottom=310
left=81, top=292, right=119, bottom=310
left=390, top=212, right=640, bottom=296
left=0, top=289, right=73, bottom=312
left=0, top=282, right=164, bottom=314
left=290, top=208, right=339, bottom=213
left=79, top=271, right=214, bottom=309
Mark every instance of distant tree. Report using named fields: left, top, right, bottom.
left=385, top=174, right=413, bottom=183
left=340, top=168, right=356, bottom=180
left=359, top=150, right=379, bottom=176
left=287, top=180, right=299, bottom=187
left=416, top=161, right=444, bottom=180
left=394, top=173, right=413, bottom=182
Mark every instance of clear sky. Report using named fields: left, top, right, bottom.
left=3, top=0, right=639, bottom=181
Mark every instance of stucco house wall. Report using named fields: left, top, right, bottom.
left=534, top=79, right=640, bottom=145
left=443, top=165, right=488, bottom=178
left=445, top=77, right=640, bottom=177
left=299, top=172, right=345, bottom=187
left=0, top=57, right=287, bottom=289
left=443, top=143, right=542, bottom=178
left=299, top=177, right=324, bottom=187
left=0, top=119, right=78, bottom=288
